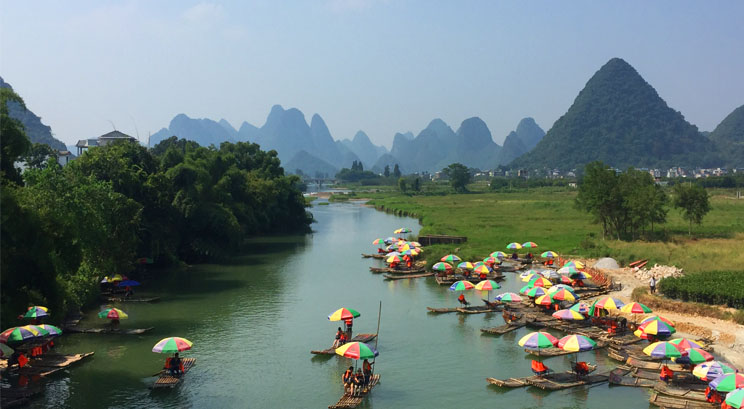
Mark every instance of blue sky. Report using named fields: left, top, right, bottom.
left=1, top=0, right=743, bottom=147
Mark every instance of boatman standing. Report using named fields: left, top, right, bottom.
left=649, top=275, right=657, bottom=294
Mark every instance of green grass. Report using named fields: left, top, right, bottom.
left=659, top=271, right=744, bottom=309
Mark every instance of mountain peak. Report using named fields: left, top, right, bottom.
left=353, top=130, right=371, bottom=143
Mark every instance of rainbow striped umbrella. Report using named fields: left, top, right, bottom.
left=432, top=262, right=453, bottom=272
left=541, top=251, right=558, bottom=258
left=525, top=286, right=547, bottom=298
left=518, top=331, right=558, bottom=350
left=398, top=243, right=411, bottom=252
left=393, top=228, right=411, bottom=234
left=36, top=324, right=62, bottom=336
left=457, top=261, right=475, bottom=270
left=558, top=266, right=580, bottom=275
left=541, top=269, right=559, bottom=279
left=410, top=241, right=422, bottom=247
left=152, top=337, right=193, bottom=354
left=641, top=315, right=675, bottom=327
left=328, top=308, right=361, bottom=321
left=521, top=242, right=538, bottom=248
left=386, top=255, right=402, bottom=263
left=528, top=277, right=553, bottom=288
left=98, top=308, right=128, bottom=320
left=669, top=338, right=705, bottom=350
left=570, top=302, right=591, bottom=314
left=335, top=342, right=379, bottom=360
left=569, top=272, right=591, bottom=281
left=482, top=256, right=499, bottom=265
left=711, top=373, right=744, bottom=392
left=372, top=238, right=385, bottom=245
left=496, top=292, right=522, bottom=303
left=400, top=249, right=415, bottom=256
left=593, top=297, right=625, bottom=311
left=490, top=251, right=507, bottom=259
left=725, top=389, right=744, bottom=408
left=620, top=302, right=652, bottom=314
left=550, top=288, right=577, bottom=302
left=552, top=309, right=586, bottom=321
left=441, top=254, right=461, bottom=263
left=449, top=280, right=475, bottom=291
left=558, top=335, right=597, bottom=352
left=1, top=326, right=44, bottom=344
left=547, top=284, right=576, bottom=294
left=506, top=242, right=523, bottom=250
left=643, top=341, right=685, bottom=359
left=521, top=272, right=539, bottom=282
left=558, top=275, right=573, bottom=284
left=693, top=361, right=737, bottom=381
left=474, top=280, right=500, bottom=291
left=535, top=294, right=556, bottom=306
left=23, top=306, right=49, bottom=319
left=472, top=265, right=490, bottom=274
left=564, top=260, right=585, bottom=269
left=637, top=319, right=676, bottom=337
left=674, top=348, right=713, bottom=365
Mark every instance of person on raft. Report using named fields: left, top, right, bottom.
left=659, top=364, right=674, bottom=383
left=166, top=353, right=184, bottom=377
left=350, top=369, right=365, bottom=396
left=525, top=253, right=533, bottom=260
left=362, top=359, right=373, bottom=384
left=511, top=252, right=519, bottom=260
left=457, top=294, right=469, bottom=307
left=342, top=366, right=354, bottom=393
left=344, top=317, right=353, bottom=338
left=332, top=327, right=344, bottom=348
left=531, top=360, right=550, bottom=377
left=573, top=361, right=590, bottom=378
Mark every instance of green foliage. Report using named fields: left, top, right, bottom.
left=336, top=165, right=381, bottom=183
left=398, top=177, right=408, bottom=193
left=23, top=143, right=58, bottom=170
left=659, top=271, right=744, bottom=309
left=393, top=164, right=401, bottom=178
left=672, top=183, right=711, bottom=235
left=1, top=88, right=31, bottom=184
left=443, top=163, right=471, bottom=193
left=708, top=104, right=744, bottom=168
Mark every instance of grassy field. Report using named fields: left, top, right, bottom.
left=367, top=188, right=744, bottom=275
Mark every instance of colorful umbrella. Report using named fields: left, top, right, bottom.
left=535, top=294, right=557, bottom=306
left=521, top=272, right=539, bottom=282
left=570, top=302, right=591, bottom=314
left=693, top=361, right=737, bottom=381
left=558, top=274, right=573, bottom=284
left=528, top=277, right=553, bottom=288
left=474, top=280, right=501, bottom=291
left=482, top=256, right=499, bottom=265
left=393, top=228, right=411, bottom=234
left=725, top=388, right=744, bottom=408
left=473, top=265, right=490, bottom=274
left=643, top=341, right=685, bottom=359
left=669, top=338, right=705, bottom=350
left=386, top=255, right=402, bottom=263
left=372, top=238, right=385, bottom=245
left=506, top=242, right=523, bottom=250
left=564, top=260, right=585, bottom=269
left=674, top=348, right=713, bottom=365
left=328, top=308, right=361, bottom=321
left=35, top=324, right=62, bottom=336
left=0, top=326, right=44, bottom=344
left=457, top=261, right=475, bottom=270
left=558, top=266, right=580, bottom=275
left=620, top=302, right=652, bottom=314
left=116, top=280, right=141, bottom=287
left=636, top=319, right=676, bottom=337
left=550, top=288, right=577, bottom=302
left=711, top=373, right=744, bottom=392
left=540, top=269, right=560, bottom=279
left=547, top=284, right=576, bottom=294
left=335, top=342, right=379, bottom=360
left=518, top=331, right=558, bottom=350
left=525, top=287, right=547, bottom=298
left=432, top=262, right=453, bottom=272
left=23, top=306, right=49, bottom=319
left=409, top=241, right=422, bottom=247
left=593, top=297, right=625, bottom=311
left=521, top=242, right=538, bottom=249
left=641, top=315, right=675, bottom=327
left=558, top=334, right=597, bottom=352
left=440, top=254, right=461, bottom=263
left=569, top=272, right=591, bottom=280
left=496, top=292, right=522, bottom=303
left=152, top=337, right=193, bottom=354
left=552, top=309, right=586, bottom=321
left=98, top=308, right=128, bottom=320
left=490, top=251, right=507, bottom=259
left=541, top=251, right=558, bottom=258
left=449, top=280, right=475, bottom=291
left=0, top=343, right=13, bottom=357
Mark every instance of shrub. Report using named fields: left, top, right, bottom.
left=658, top=271, right=744, bottom=309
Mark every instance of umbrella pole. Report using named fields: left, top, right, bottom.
left=373, top=301, right=382, bottom=371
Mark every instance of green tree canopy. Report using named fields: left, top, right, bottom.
left=443, top=163, right=471, bottom=193
left=672, top=183, right=710, bottom=236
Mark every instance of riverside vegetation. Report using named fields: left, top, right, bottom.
left=0, top=88, right=312, bottom=325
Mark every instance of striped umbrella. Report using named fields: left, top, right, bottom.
left=521, top=242, right=538, bottom=249
left=36, top=324, right=62, bottom=336
left=482, top=256, right=499, bottom=265
left=152, top=337, right=193, bottom=354
left=550, top=288, right=577, bottom=302
left=98, top=308, right=128, bottom=320
left=711, top=373, right=744, bottom=392
left=472, top=265, right=490, bottom=274
left=641, top=315, right=675, bottom=327
left=669, top=338, right=705, bottom=350
left=328, top=308, right=361, bottom=321
left=521, top=272, right=539, bottom=282
left=558, top=266, right=580, bottom=275
left=496, top=292, right=522, bottom=303
left=528, top=277, right=553, bottom=288
left=643, top=341, right=686, bottom=359
left=23, top=306, right=49, bottom=319
left=457, top=261, right=475, bottom=270
left=547, top=284, right=576, bottom=294
left=525, top=287, right=547, bottom=298
left=725, top=389, right=744, bottom=409
left=534, top=294, right=556, bottom=306
left=440, top=254, right=461, bottom=263
left=490, top=251, right=507, bottom=259
left=558, top=335, right=597, bottom=352
left=506, top=242, right=523, bottom=250
left=540, top=269, right=560, bottom=279
left=386, top=255, right=402, bottom=263
left=552, top=309, right=586, bottom=321
left=518, top=331, right=558, bottom=350
left=449, top=280, right=475, bottom=291
left=474, top=280, right=500, bottom=292
left=558, top=274, right=573, bottom=284
left=1, top=326, right=44, bottom=344
left=393, top=228, right=411, bottom=234
left=693, top=361, right=737, bottom=381
left=593, top=297, right=625, bottom=311
left=335, top=342, right=379, bottom=360
left=564, top=261, right=585, bottom=269
left=570, top=302, right=591, bottom=314
left=674, top=348, right=713, bottom=365
left=636, top=319, right=676, bottom=338
left=541, top=251, right=558, bottom=258
left=372, top=238, right=385, bottom=245
left=620, top=302, right=652, bottom=314
left=432, top=262, right=453, bottom=272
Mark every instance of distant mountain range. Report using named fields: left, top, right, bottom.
left=1, top=76, right=67, bottom=151
left=709, top=104, right=744, bottom=168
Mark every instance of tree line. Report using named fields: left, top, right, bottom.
left=0, top=88, right=311, bottom=324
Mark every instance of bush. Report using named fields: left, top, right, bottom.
left=658, top=271, right=744, bottom=309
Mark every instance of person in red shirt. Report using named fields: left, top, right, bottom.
left=659, top=365, right=674, bottom=382
left=457, top=294, right=469, bottom=307
left=531, top=360, right=549, bottom=377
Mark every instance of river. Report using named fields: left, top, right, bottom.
left=32, top=201, right=652, bottom=408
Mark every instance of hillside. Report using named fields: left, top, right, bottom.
left=0, top=76, right=66, bottom=151
left=709, top=104, right=744, bottom=168
left=510, top=58, right=720, bottom=170
left=497, top=118, right=545, bottom=164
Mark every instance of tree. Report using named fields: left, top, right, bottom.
left=673, top=183, right=710, bottom=236
left=1, top=88, right=31, bottom=184
left=575, top=162, right=623, bottom=239
left=24, top=143, right=58, bottom=170
left=383, top=165, right=390, bottom=178
left=412, top=177, right=421, bottom=192
left=443, top=163, right=471, bottom=193
left=393, top=164, right=401, bottom=178
left=398, top=177, right=407, bottom=193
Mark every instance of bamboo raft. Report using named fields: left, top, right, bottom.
left=487, top=365, right=598, bottom=389
left=383, top=272, right=434, bottom=280
left=64, top=326, right=154, bottom=335
left=481, top=322, right=526, bottom=335
left=361, top=253, right=386, bottom=259
left=30, top=352, right=94, bottom=368
left=369, top=266, right=425, bottom=274
left=101, top=296, right=161, bottom=303
left=526, top=371, right=609, bottom=390
left=524, top=347, right=576, bottom=357
left=152, top=358, right=196, bottom=389
left=609, top=367, right=656, bottom=387
left=626, top=357, right=685, bottom=372
left=649, top=392, right=717, bottom=409
left=654, top=382, right=707, bottom=401
left=434, top=273, right=505, bottom=286
left=311, top=334, right=378, bottom=355
left=427, top=307, right=459, bottom=314
left=456, top=305, right=501, bottom=314
left=328, top=373, right=380, bottom=409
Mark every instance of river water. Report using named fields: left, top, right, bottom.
left=32, top=201, right=652, bottom=408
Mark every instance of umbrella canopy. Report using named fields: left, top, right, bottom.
left=1, top=326, right=45, bottom=344
left=558, top=274, right=573, bottom=284
left=393, top=228, right=411, bottom=234
left=409, top=241, right=422, bottom=247
left=541, top=251, right=558, bottom=258
left=328, top=308, right=361, bottom=321
left=432, top=262, right=453, bottom=272
left=674, top=348, right=713, bottom=365
left=521, top=241, right=538, bottom=248
left=540, top=269, right=560, bottom=279
left=641, top=315, right=676, bottom=327
left=643, top=341, right=685, bottom=359
left=528, top=277, right=553, bottom=288
left=725, top=388, right=744, bottom=408
left=593, top=297, right=625, bottom=311
left=0, top=343, right=13, bottom=357
left=474, top=280, right=500, bottom=291
left=521, top=272, right=539, bottom=282
left=496, top=292, right=522, bottom=303
left=518, top=331, right=558, bottom=350
left=152, top=337, right=193, bottom=354
left=23, top=306, right=49, bottom=319
left=669, top=338, right=705, bottom=350
left=535, top=294, right=556, bottom=306
left=440, top=254, right=461, bottom=263
left=116, top=280, right=141, bottom=287
left=550, top=288, right=577, bottom=302
left=449, top=280, right=475, bottom=291
left=552, top=309, right=586, bottom=321
left=637, top=319, right=676, bottom=337
left=620, top=302, right=652, bottom=314
left=558, top=334, right=597, bottom=352
left=457, top=261, right=475, bottom=270
left=525, top=287, right=547, bottom=298
left=386, top=255, right=402, bottom=263
left=98, top=308, right=128, bottom=320
left=547, top=284, right=576, bottom=294
left=506, top=242, right=523, bottom=250
left=372, top=238, right=385, bottom=245
left=568, top=272, right=590, bottom=280
left=472, top=265, right=490, bottom=274
left=693, top=361, right=737, bottom=381
left=36, top=324, right=62, bottom=336
left=711, top=373, right=744, bottom=392
left=570, top=302, right=591, bottom=314
left=335, top=342, right=379, bottom=360
left=557, top=266, right=580, bottom=275
left=564, top=260, right=585, bottom=269
left=482, top=256, right=499, bottom=265
left=490, top=251, right=507, bottom=259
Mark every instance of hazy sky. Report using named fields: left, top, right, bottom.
left=2, top=1, right=743, bottom=148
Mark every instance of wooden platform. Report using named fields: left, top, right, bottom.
left=101, top=296, right=161, bottom=303
left=481, top=322, right=525, bottom=335
left=457, top=305, right=500, bottom=314
left=654, top=382, right=708, bottom=402
left=526, top=371, right=609, bottom=390
left=361, top=253, right=386, bottom=259
left=609, top=367, right=656, bottom=388
left=152, top=358, right=196, bottom=389
left=487, top=365, right=597, bottom=389
left=30, top=352, right=94, bottom=368
left=64, top=327, right=154, bottom=335
left=649, top=392, right=717, bottom=409
left=328, top=373, right=380, bottom=409
left=311, top=334, right=378, bottom=355
left=370, top=266, right=425, bottom=274
left=383, top=272, right=434, bottom=280
left=626, top=357, right=685, bottom=372
left=426, top=307, right=459, bottom=314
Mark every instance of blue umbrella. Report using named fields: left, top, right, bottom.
left=116, top=280, right=141, bottom=287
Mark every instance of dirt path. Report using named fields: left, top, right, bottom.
left=590, top=262, right=744, bottom=369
